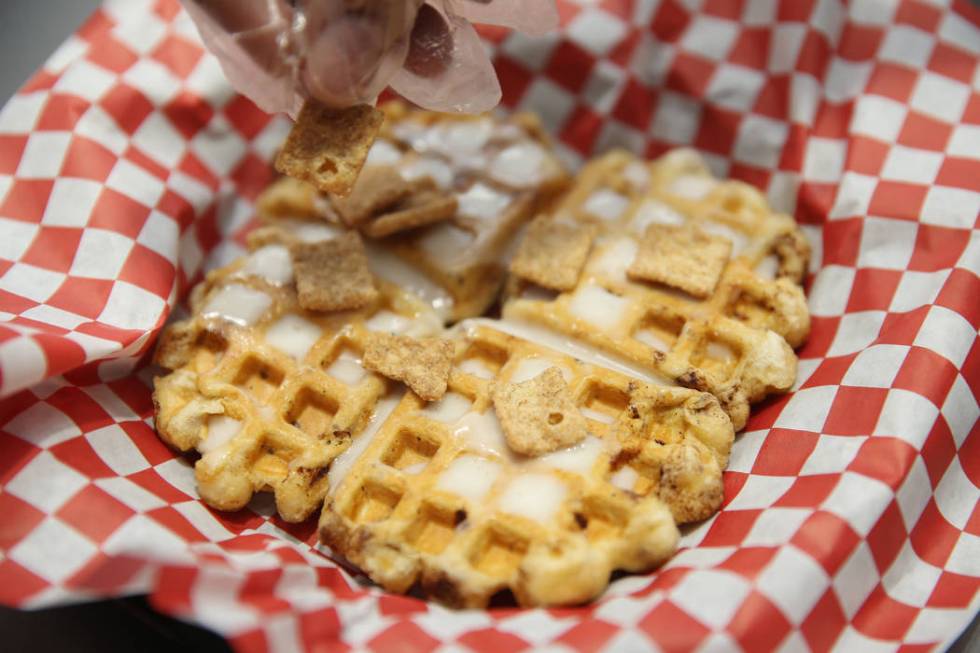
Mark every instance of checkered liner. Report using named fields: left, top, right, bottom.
left=0, top=0, right=977, bottom=650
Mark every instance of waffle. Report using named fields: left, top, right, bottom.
left=256, top=101, right=570, bottom=322
left=319, top=322, right=733, bottom=607
left=153, top=225, right=443, bottom=523
left=503, top=149, right=811, bottom=429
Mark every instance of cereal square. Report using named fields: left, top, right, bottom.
left=628, top=224, right=732, bottom=298
left=290, top=231, right=378, bottom=311
left=492, top=367, right=588, bottom=456
left=510, top=218, right=595, bottom=291
left=363, top=334, right=453, bottom=401
left=275, top=102, right=384, bottom=197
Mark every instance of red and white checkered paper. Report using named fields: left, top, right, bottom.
left=0, top=0, right=977, bottom=650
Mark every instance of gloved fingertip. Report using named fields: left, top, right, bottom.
left=303, top=17, right=392, bottom=108
left=404, top=4, right=453, bottom=78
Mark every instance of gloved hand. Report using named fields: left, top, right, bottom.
left=181, top=0, right=558, bottom=116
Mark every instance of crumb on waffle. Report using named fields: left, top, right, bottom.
left=363, top=333, right=453, bottom=401
left=657, top=438, right=725, bottom=523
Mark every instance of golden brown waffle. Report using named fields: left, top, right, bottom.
left=503, top=149, right=811, bottom=430
left=153, top=227, right=443, bottom=522
left=256, top=101, right=570, bottom=322
left=319, top=322, right=733, bottom=607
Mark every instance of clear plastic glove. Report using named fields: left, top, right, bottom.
left=181, top=1, right=558, bottom=116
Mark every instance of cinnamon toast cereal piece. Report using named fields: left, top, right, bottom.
left=290, top=232, right=378, bottom=311
left=328, top=164, right=455, bottom=237
left=330, top=165, right=416, bottom=227
left=628, top=224, right=732, bottom=298
left=510, top=218, right=595, bottom=291
left=275, top=101, right=384, bottom=197
left=491, top=366, right=588, bottom=456
left=362, top=333, right=453, bottom=401
left=362, top=191, right=458, bottom=238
